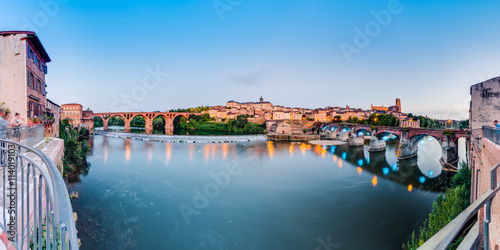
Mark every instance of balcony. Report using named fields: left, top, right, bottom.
left=0, top=125, right=78, bottom=249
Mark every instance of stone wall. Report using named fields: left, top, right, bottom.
left=470, top=77, right=500, bottom=130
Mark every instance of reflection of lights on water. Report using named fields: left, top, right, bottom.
left=166, top=144, right=172, bottom=165
left=338, top=159, right=343, bottom=168
left=382, top=167, right=389, bottom=175
left=289, top=143, right=294, bottom=157
left=300, top=143, right=307, bottom=155
left=315, top=145, right=322, bottom=155
left=391, top=163, right=398, bottom=171
left=321, top=148, right=326, bottom=158
left=342, top=152, right=347, bottom=160
left=357, top=159, right=363, bottom=166
left=333, top=155, right=338, bottom=162
left=419, top=176, right=426, bottom=183
left=357, top=167, right=362, bottom=174
left=366, top=157, right=370, bottom=164
left=205, top=144, right=210, bottom=162
left=408, top=184, right=413, bottom=192
left=331, top=146, right=336, bottom=154
left=222, top=143, right=229, bottom=159
left=267, top=141, right=274, bottom=159
left=428, top=170, right=434, bottom=176
left=372, top=176, right=378, bottom=187
left=125, top=139, right=131, bottom=163
left=189, top=144, right=194, bottom=161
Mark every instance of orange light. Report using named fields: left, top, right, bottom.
left=338, top=159, right=343, bottom=168
left=166, top=144, right=172, bottom=165
left=267, top=141, right=274, bottom=159
left=289, top=143, right=294, bottom=157
left=205, top=144, right=210, bottom=162
left=408, top=184, right=413, bottom=192
left=321, top=148, right=326, bottom=158
left=333, top=155, right=338, bottom=162
left=222, top=143, right=229, bottom=159
left=300, top=143, right=307, bottom=155
left=357, top=167, right=362, bottom=175
left=372, top=176, right=378, bottom=187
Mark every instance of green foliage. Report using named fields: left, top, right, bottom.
left=0, top=102, right=11, bottom=115
left=169, top=106, right=210, bottom=113
left=130, top=115, right=145, bottom=127
left=174, top=114, right=265, bottom=135
left=418, top=116, right=444, bottom=129
left=346, top=114, right=400, bottom=127
left=59, top=120, right=90, bottom=178
left=332, top=115, right=342, bottom=122
left=403, top=161, right=471, bottom=250
left=93, top=116, right=103, bottom=127
left=443, top=130, right=456, bottom=137
left=108, top=116, right=124, bottom=126
left=458, top=120, right=469, bottom=130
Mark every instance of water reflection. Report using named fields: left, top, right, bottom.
left=74, top=136, right=457, bottom=249
left=165, top=143, right=172, bottom=165
left=125, top=138, right=131, bottom=163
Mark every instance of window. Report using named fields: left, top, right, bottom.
left=27, top=71, right=32, bottom=88
left=37, top=79, right=41, bottom=92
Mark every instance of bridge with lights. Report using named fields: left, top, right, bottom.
left=321, top=123, right=467, bottom=170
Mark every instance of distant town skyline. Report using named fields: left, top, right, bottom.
left=2, top=0, right=499, bottom=120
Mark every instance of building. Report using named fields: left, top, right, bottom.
left=82, top=110, right=94, bottom=130
left=400, top=119, right=420, bottom=128
left=46, top=99, right=61, bottom=137
left=0, top=31, right=51, bottom=122
left=470, top=77, right=500, bottom=130
left=61, top=103, right=83, bottom=127
left=469, top=76, right=500, bottom=248
left=371, top=98, right=401, bottom=113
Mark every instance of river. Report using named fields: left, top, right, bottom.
left=68, top=135, right=466, bottom=249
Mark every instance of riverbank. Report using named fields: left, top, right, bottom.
left=267, top=134, right=320, bottom=141
left=308, top=140, right=348, bottom=146
left=93, top=131, right=268, bottom=143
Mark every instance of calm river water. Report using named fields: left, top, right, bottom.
left=69, top=135, right=466, bottom=249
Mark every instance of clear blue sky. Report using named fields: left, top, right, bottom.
left=1, top=0, right=499, bottom=119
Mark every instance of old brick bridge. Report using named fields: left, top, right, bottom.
left=323, top=123, right=467, bottom=169
left=93, top=111, right=197, bottom=134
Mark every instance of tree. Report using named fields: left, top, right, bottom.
left=333, top=115, right=342, bottom=122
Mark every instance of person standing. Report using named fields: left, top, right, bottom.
left=0, top=109, right=9, bottom=139
left=10, top=112, right=22, bottom=141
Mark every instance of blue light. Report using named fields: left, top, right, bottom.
left=367, top=132, right=371, bottom=136
left=357, top=159, right=363, bottom=166
left=382, top=136, right=389, bottom=141
left=342, top=152, right=347, bottom=160
left=330, top=146, right=337, bottom=154
left=343, top=128, right=347, bottom=132
left=428, top=170, right=434, bottom=176
left=358, top=132, right=364, bottom=136
left=428, top=137, right=432, bottom=142
left=420, top=140, right=425, bottom=145
left=366, top=157, right=370, bottom=164
left=392, top=163, right=398, bottom=171
left=419, top=176, right=426, bottom=183
left=323, top=145, right=327, bottom=149
left=382, top=167, right=389, bottom=175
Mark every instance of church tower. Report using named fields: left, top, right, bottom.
left=396, top=98, right=401, bottom=112
left=260, top=95, right=264, bottom=103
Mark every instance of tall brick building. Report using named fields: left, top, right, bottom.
left=0, top=31, right=51, bottom=121
left=61, top=103, right=94, bottom=130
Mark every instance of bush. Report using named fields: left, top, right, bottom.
left=403, top=161, right=471, bottom=249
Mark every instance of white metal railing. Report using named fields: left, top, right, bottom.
left=0, top=139, right=78, bottom=249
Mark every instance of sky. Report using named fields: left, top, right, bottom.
left=1, top=0, right=499, bottom=119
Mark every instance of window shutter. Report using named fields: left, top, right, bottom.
left=44, top=65, right=47, bottom=74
